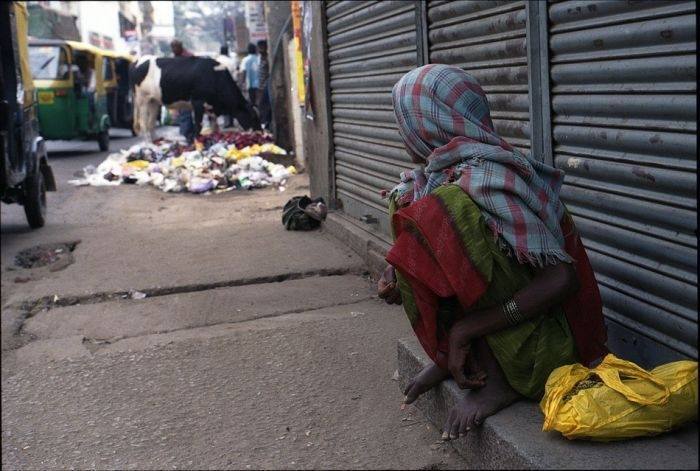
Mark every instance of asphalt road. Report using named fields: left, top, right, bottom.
left=0, top=128, right=467, bottom=469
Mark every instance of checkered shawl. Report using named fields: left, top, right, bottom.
left=390, top=64, right=571, bottom=266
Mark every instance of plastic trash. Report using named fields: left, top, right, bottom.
left=540, top=353, right=698, bottom=441
left=69, top=130, right=291, bottom=194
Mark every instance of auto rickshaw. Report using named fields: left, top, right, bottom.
left=102, top=49, right=135, bottom=133
left=1, top=1, right=56, bottom=228
left=28, top=39, right=112, bottom=150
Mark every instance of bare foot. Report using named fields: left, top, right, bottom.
left=441, top=338, right=521, bottom=440
left=402, top=362, right=450, bottom=408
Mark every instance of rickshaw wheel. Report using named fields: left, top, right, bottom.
left=24, top=169, right=47, bottom=229
left=98, top=130, right=110, bottom=151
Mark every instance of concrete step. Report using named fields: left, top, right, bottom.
left=397, top=337, right=698, bottom=469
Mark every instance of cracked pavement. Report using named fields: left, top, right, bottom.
left=1, top=133, right=467, bottom=469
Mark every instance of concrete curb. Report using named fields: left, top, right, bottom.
left=398, top=337, right=698, bottom=469
left=323, top=211, right=391, bottom=278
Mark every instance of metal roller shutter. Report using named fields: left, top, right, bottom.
left=427, top=0, right=531, bottom=155
left=548, top=1, right=697, bottom=363
left=327, top=0, right=418, bottom=235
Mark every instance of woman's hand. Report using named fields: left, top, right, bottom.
left=378, top=265, right=402, bottom=305
left=447, top=322, right=486, bottom=389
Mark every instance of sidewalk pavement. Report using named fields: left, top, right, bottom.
left=1, top=172, right=466, bottom=469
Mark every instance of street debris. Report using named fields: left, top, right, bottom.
left=282, top=196, right=328, bottom=230
left=68, top=131, right=295, bottom=194
left=130, top=290, right=147, bottom=300
left=14, top=241, right=80, bottom=269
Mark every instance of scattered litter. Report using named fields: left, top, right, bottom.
left=14, top=241, right=80, bottom=269
left=68, top=131, right=294, bottom=194
left=53, top=295, right=59, bottom=303
left=282, top=196, right=327, bottom=231
left=305, top=430, right=311, bottom=436
left=392, top=369, right=400, bottom=381
left=130, top=291, right=147, bottom=300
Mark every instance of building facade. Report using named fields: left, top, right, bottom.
left=303, top=0, right=698, bottom=368
left=27, top=0, right=152, bottom=53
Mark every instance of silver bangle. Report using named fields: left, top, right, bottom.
left=502, top=298, right=523, bottom=325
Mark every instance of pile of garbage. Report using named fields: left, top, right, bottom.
left=69, top=131, right=295, bottom=194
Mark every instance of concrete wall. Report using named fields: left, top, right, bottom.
left=301, top=1, right=333, bottom=204
left=264, top=1, right=293, bottom=153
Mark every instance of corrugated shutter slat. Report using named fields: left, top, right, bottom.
left=328, top=1, right=417, bottom=234
left=549, top=0, right=698, bottom=361
left=427, top=0, right=531, bottom=155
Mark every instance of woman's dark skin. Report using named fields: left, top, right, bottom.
left=379, top=260, right=579, bottom=439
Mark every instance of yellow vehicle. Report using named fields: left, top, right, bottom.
left=101, top=49, right=136, bottom=133
left=28, top=39, right=120, bottom=150
left=1, top=1, right=56, bottom=228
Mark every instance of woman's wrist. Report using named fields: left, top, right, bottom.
left=448, top=317, right=476, bottom=347
left=449, top=305, right=503, bottom=343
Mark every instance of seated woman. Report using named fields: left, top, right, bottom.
left=378, top=64, right=608, bottom=440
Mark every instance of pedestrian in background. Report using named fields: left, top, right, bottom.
left=170, top=39, right=195, bottom=142
left=256, top=39, right=271, bottom=129
left=239, top=43, right=260, bottom=104
left=170, top=39, right=193, bottom=58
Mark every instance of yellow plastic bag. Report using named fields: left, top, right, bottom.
left=124, top=160, right=150, bottom=170
left=540, top=354, right=697, bottom=441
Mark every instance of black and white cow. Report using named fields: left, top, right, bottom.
left=131, top=55, right=260, bottom=140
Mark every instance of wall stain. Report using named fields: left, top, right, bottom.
left=632, top=167, right=656, bottom=183
left=660, top=29, right=673, bottom=39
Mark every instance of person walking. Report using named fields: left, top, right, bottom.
left=378, top=64, right=608, bottom=441
left=256, top=40, right=271, bottom=129
left=170, top=39, right=195, bottom=142
left=239, top=43, right=260, bottom=104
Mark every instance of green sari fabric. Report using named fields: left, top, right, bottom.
left=390, top=185, right=578, bottom=399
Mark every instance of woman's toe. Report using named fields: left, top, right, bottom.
left=450, top=413, right=462, bottom=439
left=442, top=412, right=455, bottom=440
left=403, top=382, right=423, bottom=405
left=458, top=416, right=470, bottom=437
left=402, top=379, right=415, bottom=397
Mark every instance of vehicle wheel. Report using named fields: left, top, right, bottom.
left=98, top=130, right=110, bottom=151
left=24, top=169, right=47, bottom=229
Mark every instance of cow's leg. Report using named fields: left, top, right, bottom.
left=192, top=100, right=205, bottom=138
left=135, top=95, right=151, bottom=141
left=132, top=97, right=141, bottom=136
left=145, top=100, right=160, bottom=142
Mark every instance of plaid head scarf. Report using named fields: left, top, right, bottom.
left=390, top=64, right=571, bottom=266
